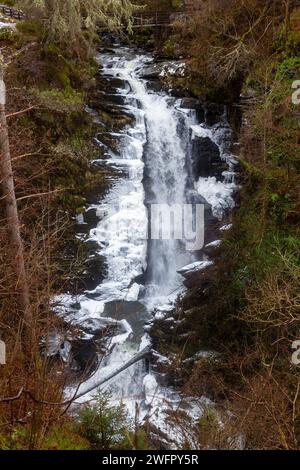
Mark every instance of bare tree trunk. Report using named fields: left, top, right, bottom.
left=284, top=0, right=291, bottom=41
left=0, top=61, right=32, bottom=332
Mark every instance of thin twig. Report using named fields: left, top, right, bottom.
left=6, top=106, right=37, bottom=118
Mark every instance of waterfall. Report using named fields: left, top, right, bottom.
left=88, top=51, right=194, bottom=310
left=65, top=50, right=193, bottom=409
left=57, top=47, right=237, bottom=443
left=137, top=64, right=194, bottom=304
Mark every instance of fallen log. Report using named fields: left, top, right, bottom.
left=73, top=345, right=152, bottom=401
left=0, top=347, right=152, bottom=406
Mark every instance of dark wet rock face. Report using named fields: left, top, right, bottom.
left=145, top=79, right=164, bottom=94
left=186, top=189, right=219, bottom=241
left=71, top=338, right=99, bottom=374
left=181, top=98, right=205, bottom=122
left=204, top=103, right=225, bottom=126
left=88, top=72, right=134, bottom=130
left=191, top=136, right=226, bottom=180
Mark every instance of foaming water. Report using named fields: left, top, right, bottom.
left=66, top=50, right=194, bottom=412
left=58, top=48, right=237, bottom=442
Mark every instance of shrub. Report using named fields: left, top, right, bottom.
left=0, top=26, right=18, bottom=44
left=77, top=391, right=128, bottom=450
left=276, top=57, right=300, bottom=80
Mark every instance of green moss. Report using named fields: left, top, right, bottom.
left=16, top=19, right=44, bottom=38
left=198, top=408, right=218, bottom=430
left=276, top=56, right=300, bottom=80
left=42, top=424, right=90, bottom=450
left=30, top=87, right=84, bottom=113
left=0, top=26, right=19, bottom=44
left=57, top=70, right=72, bottom=90
left=122, top=430, right=153, bottom=450
left=163, top=36, right=179, bottom=58
left=0, top=422, right=90, bottom=450
left=171, top=0, right=183, bottom=9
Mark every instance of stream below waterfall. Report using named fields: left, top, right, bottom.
left=55, top=47, right=238, bottom=447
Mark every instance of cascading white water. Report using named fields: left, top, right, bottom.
left=57, top=47, right=237, bottom=444
left=60, top=49, right=195, bottom=418
left=135, top=61, right=194, bottom=305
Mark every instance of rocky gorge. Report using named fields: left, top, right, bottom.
left=51, top=41, right=240, bottom=447
left=2, top=0, right=298, bottom=452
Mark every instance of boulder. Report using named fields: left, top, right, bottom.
left=139, top=64, right=162, bottom=80
left=105, top=93, right=127, bottom=106
left=178, top=260, right=214, bottom=278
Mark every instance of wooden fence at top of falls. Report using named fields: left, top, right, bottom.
left=0, top=4, right=25, bottom=20
left=130, top=9, right=197, bottom=28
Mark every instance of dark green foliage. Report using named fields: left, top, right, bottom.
left=77, top=391, right=128, bottom=450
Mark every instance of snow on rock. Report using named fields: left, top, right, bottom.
left=0, top=21, right=16, bottom=29
left=139, top=333, right=151, bottom=352
left=80, top=298, right=105, bottom=318
left=144, top=390, right=215, bottom=449
left=178, top=260, right=213, bottom=277
left=125, top=282, right=141, bottom=301
left=220, top=223, right=233, bottom=231
left=159, top=61, right=186, bottom=78
left=152, top=350, right=170, bottom=365
left=195, top=176, right=236, bottom=220
left=154, top=311, right=167, bottom=321
left=191, top=124, right=213, bottom=140
left=109, top=319, right=132, bottom=346
left=75, top=213, right=87, bottom=225
left=205, top=240, right=222, bottom=248
left=143, top=374, right=159, bottom=406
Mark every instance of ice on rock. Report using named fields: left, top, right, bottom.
left=178, top=260, right=213, bottom=276
left=220, top=223, right=233, bottom=231
left=205, top=240, right=222, bottom=248
left=191, top=124, right=213, bottom=140
left=143, top=374, right=159, bottom=406
left=195, top=176, right=235, bottom=220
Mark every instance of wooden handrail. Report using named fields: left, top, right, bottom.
left=0, top=4, right=25, bottom=20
